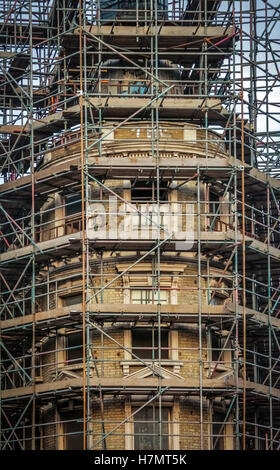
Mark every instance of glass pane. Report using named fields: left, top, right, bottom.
left=133, top=407, right=169, bottom=450
left=159, top=290, right=167, bottom=304
left=131, top=289, right=168, bottom=304
left=65, top=194, right=82, bottom=217
left=67, top=332, right=83, bottom=362
left=211, top=334, right=221, bottom=362
left=212, top=412, right=224, bottom=450
left=61, top=410, right=83, bottom=450
left=63, top=294, right=82, bottom=307
left=131, top=181, right=169, bottom=202
left=132, top=330, right=169, bottom=359
left=131, top=290, right=142, bottom=304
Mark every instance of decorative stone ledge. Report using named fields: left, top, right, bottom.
left=120, top=360, right=183, bottom=377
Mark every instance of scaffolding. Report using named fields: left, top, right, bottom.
left=0, top=0, right=280, bottom=450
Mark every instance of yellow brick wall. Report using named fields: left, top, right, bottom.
left=179, top=403, right=209, bottom=450
left=42, top=409, right=56, bottom=450
left=91, top=401, right=126, bottom=450
left=91, top=329, right=124, bottom=378
left=90, top=264, right=123, bottom=305
left=178, top=330, right=207, bottom=379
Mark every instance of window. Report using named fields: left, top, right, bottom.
left=210, top=330, right=232, bottom=368
left=120, top=81, right=150, bottom=95
left=211, top=333, right=221, bottom=362
left=133, top=406, right=169, bottom=450
left=208, top=190, right=220, bottom=231
left=61, top=410, right=83, bottom=450
left=131, top=181, right=169, bottom=202
left=65, top=193, right=82, bottom=217
left=131, top=289, right=168, bottom=304
left=209, top=190, right=220, bottom=216
left=66, top=332, right=83, bottom=363
left=63, top=294, right=82, bottom=307
left=129, top=81, right=149, bottom=95
left=212, top=409, right=235, bottom=450
left=209, top=295, right=224, bottom=306
left=212, top=411, right=224, bottom=450
left=132, top=329, right=169, bottom=360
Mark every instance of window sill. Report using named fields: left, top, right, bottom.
left=204, top=361, right=232, bottom=371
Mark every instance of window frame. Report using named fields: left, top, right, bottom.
left=58, top=409, right=83, bottom=450
left=132, top=404, right=170, bottom=450
left=130, top=180, right=170, bottom=203
left=131, top=327, right=169, bottom=360
left=131, top=288, right=169, bottom=305
left=64, top=193, right=82, bottom=218
left=124, top=401, right=180, bottom=450
left=66, top=330, right=83, bottom=365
